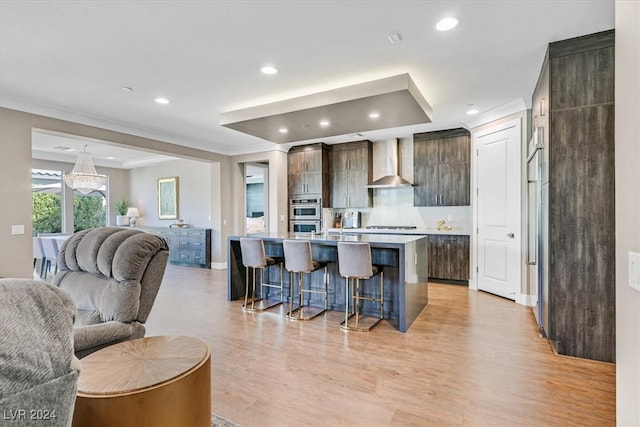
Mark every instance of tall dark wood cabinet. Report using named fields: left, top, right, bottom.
left=287, top=143, right=330, bottom=204
left=534, top=30, right=615, bottom=362
left=413, top=128, right=470, bottom=206
left=330, top=140, right=372, bottom=208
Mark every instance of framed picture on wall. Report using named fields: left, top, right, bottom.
left=158, top=176, right=179, bottom=219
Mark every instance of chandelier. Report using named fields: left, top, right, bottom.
left=63, top=145, right=107, bottom=195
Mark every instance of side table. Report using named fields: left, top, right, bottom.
left=72, top=335, right=211, bottom=427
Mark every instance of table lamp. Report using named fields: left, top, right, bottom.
left=125, top=207, right=140, bottom=227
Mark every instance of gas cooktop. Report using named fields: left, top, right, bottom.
left=366, top=225, right=418, bottom=230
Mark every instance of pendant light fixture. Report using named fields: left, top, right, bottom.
left=63, top=145, right=106, bottom=195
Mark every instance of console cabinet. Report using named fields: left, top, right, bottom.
left=413, top=128, right=470, bottom=206
left=330, top=140, right=372, bottom=208
left=427, top=235, right=469, bottom=282
left=137, top=227, right=212, bottom=268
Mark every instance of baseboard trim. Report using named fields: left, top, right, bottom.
left=516, top=293, right=536, bottom=307
left=211, top=262, right=227, bottom=270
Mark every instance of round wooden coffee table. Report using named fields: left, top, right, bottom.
left=72, top=335, right=211, bottom=427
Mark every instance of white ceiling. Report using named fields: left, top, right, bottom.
left=30, top=130, right=180, bottom=169
left=0, top=0, right=615, bottom=164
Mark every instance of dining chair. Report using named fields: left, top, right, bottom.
left=41, top=237, right=60, bottom=279
left=33, top=237, right=46, bottom=278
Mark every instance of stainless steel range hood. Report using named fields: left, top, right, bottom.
left=366, top=138, right=414, bottom=188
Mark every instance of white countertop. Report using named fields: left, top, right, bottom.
left=326, top=227, right=470, bottom=236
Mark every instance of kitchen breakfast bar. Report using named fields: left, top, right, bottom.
left=227, top=233, right=428, bottom=332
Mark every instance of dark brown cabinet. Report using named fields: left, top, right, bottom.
left=288, top=143, right=330, bottom=203
left=534, top=30, right=615, bottom=362
left=413, top=128, right=470, bottom=206
left=330, top=141, right=372, bottom=208
left=428, top=235, right=469, bottom=282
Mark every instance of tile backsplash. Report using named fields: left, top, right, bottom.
left=334, top=187, right=471, bottom=230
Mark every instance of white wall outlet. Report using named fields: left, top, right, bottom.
left=629, top=251, right=640, bottom=292
left=223, top=219, right=227, bottom=226
left=280, top=215, right=285, bottom=221
left=11, top=225, right=24, bottom=235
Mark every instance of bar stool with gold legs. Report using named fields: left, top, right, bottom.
left=240, top=237, right=284, bottom=312
left=337, top=242, right=384, bottom=331
left=282, top=240, right=328, bottom=321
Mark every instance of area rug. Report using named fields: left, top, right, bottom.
left=212, top=414, right=242, bottom=427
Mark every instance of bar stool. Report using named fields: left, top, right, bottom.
left=282, top=240, right=328, bottom=321
left=337, top=242, right=384, bottom=331
left=240, top=237, right=284, bottom=312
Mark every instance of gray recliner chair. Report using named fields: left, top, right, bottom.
left=0, top=278, right=80, bottom=427
left=53, top=227, right=169, bottom=358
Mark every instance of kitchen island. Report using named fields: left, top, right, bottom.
left=227, top=232, right=428, bottom=332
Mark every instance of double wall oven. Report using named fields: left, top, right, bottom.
left=289, top=197, right=321, bottom=233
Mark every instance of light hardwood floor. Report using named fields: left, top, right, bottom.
left=145, top=265, right=615, bottom=427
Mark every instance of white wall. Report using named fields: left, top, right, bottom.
left=615, top=0, right=640, bottom=424
left=130, top=159, right=212, bottom=228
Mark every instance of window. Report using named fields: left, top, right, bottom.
left=32, top=169, right=63, bottom=235
left=32, top=168, right=108, bottom=234
left=72, top=182, right=106, bottom=232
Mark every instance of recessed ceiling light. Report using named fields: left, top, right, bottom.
left=319, top=120, right=330, bottom=127
left=369, top=112, right=380, bottom=119
left=261, top=65, right=278, bottom=75
left=154, top=97, right=170, bottom=105
left=278, top=127, right=288, bottom=134
left=106, top=156, right=115, bottom=160
left=466, top=107, right=479, bottom=115
left=436, top=17, right=458, bottom=31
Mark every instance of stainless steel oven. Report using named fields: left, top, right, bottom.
left=290, top=220, right=321, bottom=233
left=289, top=198, right=321, bottom=221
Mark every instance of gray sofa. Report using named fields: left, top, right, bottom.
left=53, top=227, right=169, bottom=358
left=0, top=278, right=80, bottom=427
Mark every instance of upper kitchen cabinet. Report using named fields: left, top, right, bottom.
left=288, top=143, right=330, bottom=204
left=535, top=29, right=615, bottom=363
left=413, top=128, right=470, bottom=206
left=330, top=140, right=373, bottom=208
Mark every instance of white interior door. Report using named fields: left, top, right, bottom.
left=475, top=121, right=521, bottom=300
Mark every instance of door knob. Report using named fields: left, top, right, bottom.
left=507, top=233, right=515, bottom=238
